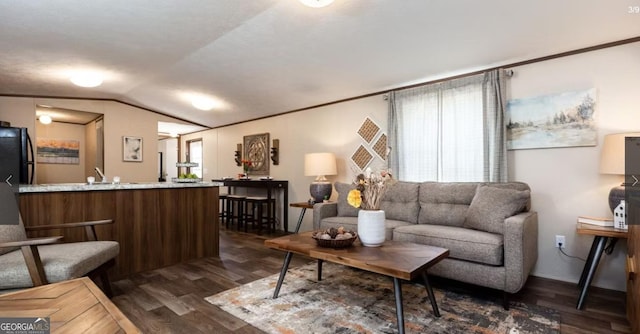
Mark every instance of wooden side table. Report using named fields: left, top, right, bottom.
left=0, top=277, right=140, bottom=333
left=576, top=222, right=628, bottom=309
left=290, top=202, right=314, bottom=233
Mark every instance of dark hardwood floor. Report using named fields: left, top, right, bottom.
left=111, top=227, right=631, bottom=333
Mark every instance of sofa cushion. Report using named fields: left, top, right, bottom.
left=393, top=224, right=504, bottom=266
left=464, top=185, right=530, bottom=235
left=335, top=182, right=360, bottom=217
left=320, top=216, right=412, bottom=241
left=418, top=182, right=478, bottom=227
left=379, top=181, right=420, bottom=224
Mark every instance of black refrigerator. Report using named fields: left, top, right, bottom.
left=0, top=126, right=34, bottom=185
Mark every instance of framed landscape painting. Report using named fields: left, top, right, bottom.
left=36, top=138, right=80, bottom=164
left=506, top=88, right=597, bottom=150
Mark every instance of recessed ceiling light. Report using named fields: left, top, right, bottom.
left=39, top=115, right=52, bottom=125
left=70, top=73, right=103, bottom=87
left=299, top=0, right=334, bottom=8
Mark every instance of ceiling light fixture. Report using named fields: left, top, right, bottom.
left=191, top=96, right=216, bottom=111
left=299, top=0, right=334, bottom=8
left=39, top=115, right=52, bottom=125
left=70, top=73, right=103, bottom=88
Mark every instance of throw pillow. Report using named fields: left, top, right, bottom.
left=335, top=182, right=360, bottom=217
left=464, top=185, right=530, bottom=235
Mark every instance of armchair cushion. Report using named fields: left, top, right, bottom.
left=0, top=221, right=27, bottom=256
left=0, top=241, right=119, bottom=289
left=0, top=184, right=27, bottom=256
left=464, top=185, right=530, bottom=235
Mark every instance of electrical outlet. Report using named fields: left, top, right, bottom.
left=555, top=235, right=565, bottom=249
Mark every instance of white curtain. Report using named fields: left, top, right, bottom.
left=388, top=70, right=508, bottom=182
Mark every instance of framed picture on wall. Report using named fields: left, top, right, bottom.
left=243, top=133, right=270, bottom=175
left=123, top=136, right=143, bottom=162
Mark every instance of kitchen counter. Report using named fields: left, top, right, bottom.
left=18, top=182, right=220, bottom=279
left=19, top=181, right=223, bottom=193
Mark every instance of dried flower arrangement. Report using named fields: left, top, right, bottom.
left=347, top=167, right=395, bottom=210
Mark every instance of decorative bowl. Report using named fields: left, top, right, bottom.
left=312, top=230, right=358, bottom=248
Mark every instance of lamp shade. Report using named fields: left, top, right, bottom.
left=600, top=132, right=640, bottom=212
left=600, top=132, right=640, bottom=174
left=304, top=153, right=337, bottom=177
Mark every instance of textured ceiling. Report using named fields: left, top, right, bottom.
left=0, top=0, right=638, bottom=128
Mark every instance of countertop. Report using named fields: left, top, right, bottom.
left=18, top=181, right=224, bottom=193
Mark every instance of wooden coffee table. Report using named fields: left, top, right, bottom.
left=265, top=232, right=449, bottom=334
left=0, top=277, right=140, bottom=333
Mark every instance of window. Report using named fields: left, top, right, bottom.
left=186, top=139, right=203, bottom=177
left=389, top=70, right=507, bottom=182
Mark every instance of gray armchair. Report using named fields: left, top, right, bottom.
left=0, top=184, right=119, bottom=296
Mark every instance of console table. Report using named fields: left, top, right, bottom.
left=214, top=179, right=289, bottom=231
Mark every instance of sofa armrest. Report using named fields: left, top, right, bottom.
left=503, top=211, right=538, bottom=293
left=313, top=202, right=338, bottom=230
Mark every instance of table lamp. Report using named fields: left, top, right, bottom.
left=600, top=132, right=640, bottom=211
left=304, top=152, right=337, bottom=203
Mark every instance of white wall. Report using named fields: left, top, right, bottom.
left=507, top=42, right=640, bottom=291
left=0, top=97, right=194, bottom=184
left=183, top=41, right=640, bottom=291
left=181, top=95, right=388, bottom=225
left=35, top=121, right=86, bottom=183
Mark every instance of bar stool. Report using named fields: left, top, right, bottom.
left=226, top=195, right=247, bottom=230
left=219, top=194, right=228, bottom=227
left=244, top=196, right=277, bottom=234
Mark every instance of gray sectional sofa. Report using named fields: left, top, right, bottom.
left=313, top=181, right=538, bottom=308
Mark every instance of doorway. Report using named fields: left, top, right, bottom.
left=186, top=138, right=203, bottom=177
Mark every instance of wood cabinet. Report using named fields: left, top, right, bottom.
left=18, top=186, right=219, bottom=280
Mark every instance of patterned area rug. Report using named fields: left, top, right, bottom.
left=205, top=262, right=559, bottom=334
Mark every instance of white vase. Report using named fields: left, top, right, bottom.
left=357, top=210, right=386, bottom=247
